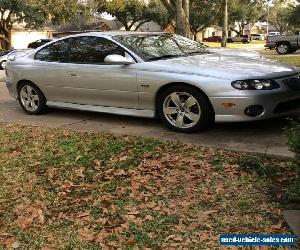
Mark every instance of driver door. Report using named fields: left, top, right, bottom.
left=60, top=36, right=138, bottom=109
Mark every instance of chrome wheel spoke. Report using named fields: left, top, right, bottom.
left=170, top=93, right=182, bottom=107
left=20, top=90, right=29, bottom=99
left=184, top=96, right=197, bottom=109
left=26, top=86, right=33, bottom=97
left=32, top=95, right=39, bottom=101
left=176, top=114, right=184, bottom=127
left=30, top=101, right=38, bottom=110
left=185, top=112, right=200, bottom=122
left=164, top=107, right=178, bottom=115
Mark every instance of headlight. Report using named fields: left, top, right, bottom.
left=231, top=79, right=280, bottom=90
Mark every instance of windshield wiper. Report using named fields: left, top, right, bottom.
left=187, top=51, right=210, bottom=55
left=147, top=54, right=183, bottom=61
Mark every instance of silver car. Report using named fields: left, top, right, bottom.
left=5, top=32, right=300, bottom=133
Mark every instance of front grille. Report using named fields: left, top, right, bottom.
left=274, top=98, right=300, bottom=114
left=283, top=77, right=300, bottom=90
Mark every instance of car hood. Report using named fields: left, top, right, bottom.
left=145, top=53, right=297, bottom=80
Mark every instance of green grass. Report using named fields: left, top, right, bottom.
left=0, top=123, right=297, bottom=249
left=266, top=56, right=300, bottom=67
left=204, top=40, right=265, bottom=49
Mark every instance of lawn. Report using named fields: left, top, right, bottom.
left=265, top=56, right=300, bottom=67
left=0, top=123, right=297, bottom=249
left=204, top=40, right=265, bottom=49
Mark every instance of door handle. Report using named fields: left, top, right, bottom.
left=69, top=73, right=80, bottom=77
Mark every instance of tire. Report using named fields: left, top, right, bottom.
left=276, top=43, right=291, bottom=54
left=227, top=38, right=233, bottom=43
left=157, top=85, right=215, bottom=133
left=0, top=60, right=6, bottom=70
left=242, top=39, right=249, bottom=44
left=17, top=82, right=47, bottom=115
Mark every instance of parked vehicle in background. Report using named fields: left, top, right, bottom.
left=227, top=35, right=250, bottom=44
left=268, top=32, right=281, bottom=37
left=266, top=34, right=300, bottom=54
left=0, top=49, right=33, bottom=70
left=0, top=50, right=10, bottom=69
left=250, top=34, right=265, bottom=41
left=203, top=36, right=222, bottom=42
left=0, top=50, right=9, bottom=57
left=28, top=39, right=52, bottom=49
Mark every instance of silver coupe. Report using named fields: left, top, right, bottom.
left=5, top=32, right=300, bottom=132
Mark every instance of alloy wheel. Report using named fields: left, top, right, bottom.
left=277, top=44, right=289, bottom=54
left=163, top=92, right=201, bottom=129
left=20, top=85, right=40, bottom=112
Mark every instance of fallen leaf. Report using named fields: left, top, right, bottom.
left=126, top=238, right=136, bottom=245
left=75, top=155, right=82, bottom=162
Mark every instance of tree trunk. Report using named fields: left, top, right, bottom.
left=221, top=0, right=228, bottom=47
left=182, top=0, right=190, bottom=37
left=161, top=0, right=190, bottom=37
left=0, top=30, right=12, bottom=50
left=175, top=0, right=186, bottom=36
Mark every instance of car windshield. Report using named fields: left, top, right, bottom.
left=113, top=33, right=211, bottom=61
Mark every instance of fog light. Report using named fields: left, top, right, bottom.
left=244, top=105, right=264, bottom=117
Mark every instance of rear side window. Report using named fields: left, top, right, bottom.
left=68, top=36, right=125, bottom=64
left=35, top=39, right=69, bottom=62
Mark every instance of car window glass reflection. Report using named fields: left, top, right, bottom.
left=69, top=37, right=126, bottom=64
left=35, top=39, right=69, bottom=62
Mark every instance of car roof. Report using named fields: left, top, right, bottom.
left=61, top=31, right=169, bottom=38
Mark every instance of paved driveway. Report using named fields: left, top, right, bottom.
left=0, top=74, right=297, bottom=159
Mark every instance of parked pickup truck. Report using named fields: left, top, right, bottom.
left=266, top=35, right=300, bottom=54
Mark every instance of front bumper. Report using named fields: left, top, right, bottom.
left=210, top=75, right=300, bottom=122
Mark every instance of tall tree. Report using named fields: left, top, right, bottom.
left=160, top=0, right=190, bottom=37
left=269, top=0, right=294, bottom=34
left=289, top=4, right=300, bottom=32
left=189, top=0, right=217, bottom=40
left=228, top=0, right=263, bottom=36
left=96, top=0, right=165, bottom=31
left=0, top=0, right=91, bottom=49
left=0, top=0, right=46, bottom=49
left=37, top=0, right=94, bottom=26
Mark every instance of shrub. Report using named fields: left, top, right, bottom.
left=287, top=121, right=300, bottom=201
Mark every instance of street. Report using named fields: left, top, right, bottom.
left=0, top=74, right=296, bottom=159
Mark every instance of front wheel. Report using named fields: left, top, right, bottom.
left=18, top=82, right=47, bottom=115
left=158, top=85, right=215, bottom=133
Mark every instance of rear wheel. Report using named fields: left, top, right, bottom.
left=157, top=85, right=215, bottom=133
left=18, top=82, right=47, bottom=115
left=276, top=43, right=291, bottom=54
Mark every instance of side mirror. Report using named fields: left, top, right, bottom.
left=104, top=54, right=134, bottom=65
left=7, top=54, right=15, bottom=61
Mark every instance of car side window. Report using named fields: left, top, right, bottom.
left=35, top=39, right=69, bottom=62
left=68, top=36, right=126, bottom=64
